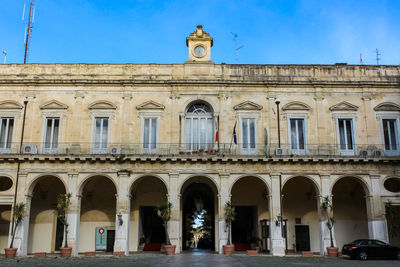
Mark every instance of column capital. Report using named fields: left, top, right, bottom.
left=370, top=174, right=381, bottom=179
left=169, top=172, right=179, bottom=179
left=219, top=172, right=230, bottom=178
left=270, top=172, right=281, bottom=178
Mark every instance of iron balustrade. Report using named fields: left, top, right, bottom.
left=0, top=142, right=398, bottom=158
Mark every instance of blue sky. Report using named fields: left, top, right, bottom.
left=0, top=0, right=399, bottom=65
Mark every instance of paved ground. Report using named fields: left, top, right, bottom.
left=1, top=252, right=399, bottom=267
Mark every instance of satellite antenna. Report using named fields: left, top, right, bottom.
left=2, top=51, right=6, bottom=64
left=375, top=48, right=381, bottom=65
left=231, top=32, right=244, bottom=63
left=22, top=1, right=35, bottom=64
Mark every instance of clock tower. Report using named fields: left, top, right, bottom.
left=186, top=25, right=213, bottom=63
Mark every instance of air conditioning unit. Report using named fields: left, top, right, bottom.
left=359, top=150, right=369, bottom=157
left=373, top=150, right=384, bottom=157
left=23, top=144, right=38, bottom=154
left=109, top=146, right=122, bottom=155
left=275, top=148, right=287, bottom=156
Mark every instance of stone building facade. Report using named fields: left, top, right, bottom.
left=0, top=26, right=399, bottom=256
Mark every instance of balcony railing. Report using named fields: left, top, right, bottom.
left=0, top=142, right=399, bottom=158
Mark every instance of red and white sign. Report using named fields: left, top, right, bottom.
left=98, top=228, right=105, bottom=235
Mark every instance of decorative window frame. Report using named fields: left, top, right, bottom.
left=330, top=102, right=359, bottom=156
left=0, top=101, right=23, bottom=153
left=40, top=101, right=68, bottom=154
left=375, top=111, right=400, bottom=156
left=88, top=101, right=117, bottom=153
left=286, top=115, right=308, bottom=155
left=236, top=110, right=261, bottom=155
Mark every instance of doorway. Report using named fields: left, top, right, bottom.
left=232, top=206, right=257, bottom=250
left=182, top=182, right=215, bottom=251
left=295, top=225, right=310, bottom=251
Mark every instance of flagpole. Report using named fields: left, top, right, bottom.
left=229, top=120, right=237, bottom=152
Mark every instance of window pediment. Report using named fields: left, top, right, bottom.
left=0, top=100, right=23, bottom=110
left=282, top=101, right=310, bottom=111
left=88, top=100, right=116, bottom=110
left=136, top=100, right=165, bottom=110
left=329, top=101, right=358, bottom=111
left=40, top=100, right=68, bottom=110
left=374, top=102, right=400, bottom=112
left=234, top=101, right=263, bottom=111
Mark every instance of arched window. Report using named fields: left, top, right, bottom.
left=185, top=103, right=214, bottom=151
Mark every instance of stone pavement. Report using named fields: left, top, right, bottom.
left=1, top=252, right=399, bottom=266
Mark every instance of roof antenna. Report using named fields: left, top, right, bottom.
left=375, top=48, right=381, bottom=65
left=2, top=51, right=6, bottom=64
left=231, top=32, right=244, bottom=63
left=359, top=53, right=363, bottom=65
left=22, top=1, right=35, bottom=64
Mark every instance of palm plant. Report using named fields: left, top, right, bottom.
left=321, top=196, right=335, bottom=247
left=155, top=202, right=173, bottom=245
left=56, top=193, right=72, bottom=248
left=9, top=202, right=26, bottom=248
left=224, top=201, right=236, bottom=245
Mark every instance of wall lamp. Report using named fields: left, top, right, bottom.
left=275, top=214, right=282, bottom=226
left=117, top=213, right=123, bottom=226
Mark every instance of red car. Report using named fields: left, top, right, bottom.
left=342, top=239, right=400, bottom=260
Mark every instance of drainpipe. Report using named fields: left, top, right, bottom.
left=275, top=99, right=283, bottom=237
left=11, top=100, right=28, bottom=235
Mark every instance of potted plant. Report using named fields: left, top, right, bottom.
left=56, top=193, right=72, bottom=257
left=223, top=201, right=236, bottom=255
left=5, top=202, right=26, bottom=258
left=155, top=202, right=175, bottom=255
left=321, top=196, right=338, bottom=257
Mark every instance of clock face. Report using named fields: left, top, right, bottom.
left=194, top=45, right=206, bottom=57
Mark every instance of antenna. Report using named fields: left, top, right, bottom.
left=231, top=32, right=245, bottom=63
left=22, top=1, right=35, bottom=64
left=2, top=51, right=6, bottom=64
left=375, top=48, right=381, bottom=65
left=360, top=53, right=363, bottom=65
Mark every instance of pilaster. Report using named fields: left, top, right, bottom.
left=318, top=174, right=335, bottom=255
left=168, top=172, right=181, bottom=253
left=114, top=172, right=131, bottom=255
left=66, top=172, right=80, bottom=256
left=270, top=173, right=285, bottom=256
left=218, top=173, right=230, bottom=254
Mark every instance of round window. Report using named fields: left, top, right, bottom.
left=0, top=177, right=13, bottom=191
left=384, top=178, right=400, bottom=193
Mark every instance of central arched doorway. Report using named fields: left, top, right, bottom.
left=181, top=176, right=218, bottom=252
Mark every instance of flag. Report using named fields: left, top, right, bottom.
left=233, top=121, right=237, bottom=145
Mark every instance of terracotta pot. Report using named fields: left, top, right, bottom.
left=60, top=247, right=72, bottom=257
left=164, top=245, right=176, bottom=255
left=223, top=245, right=235, bottom=255
left=34, top=252, right=46, bottom=258
left=327, top=246, right=338, bottom=257
left=4, top=248, right=18, bottom=258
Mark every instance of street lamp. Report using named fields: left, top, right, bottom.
left=275, top=99, right=281, bottom=148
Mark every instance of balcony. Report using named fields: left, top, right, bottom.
left=0, top=142, right=398, bottom=159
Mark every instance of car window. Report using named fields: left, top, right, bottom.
left=367, top=240, right=373, bottom=245
left=373, top=240, right=386, bottom=246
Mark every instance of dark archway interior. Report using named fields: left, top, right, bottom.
left=182, top=182, right=215, bottom=251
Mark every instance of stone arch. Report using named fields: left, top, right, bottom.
left=0, top=100, right=23, bottom=110
left=27, top=173, right=68, bottom=196
left=129, top=174, right=169, bottom=194
left=283, top=175, right=321, bottom=196
left=374, top=102, right=400, bottom=112
left=229, top=174, right=270, bottom=195
left=183, top=96, right=217, bottom=113
left=330, top=175, right=370, bottom=196
left=178, top=174, right=219, bottom=195
left=331, top=175, right=369, bottom=249
left=27, top=175, right=67, bottom=253
left=78, top=173, right=118, bottom=196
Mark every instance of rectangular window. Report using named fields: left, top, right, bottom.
left=382, top=119, right=399, bottom=153
left=143, top=118, right=157, bottom=152
left=290, top=118, right=305, bottom=154
left=0, top=117, right=14, bottom=152
left=241, top=118, right=256, bottom=153
left=185, top=117, right=214, bottom=151
left=43, top=117, right=60, bottom=153
left=338, top=118, right=354, bottom=154
left=93, top=117, right=108, bottom=153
